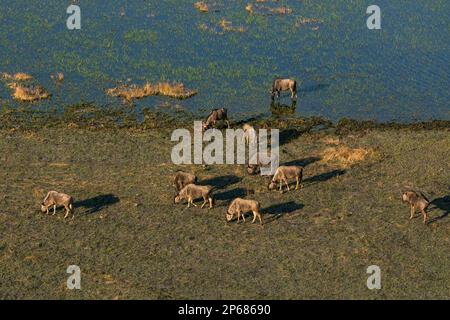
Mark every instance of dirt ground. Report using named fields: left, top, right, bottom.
left=0, top=125, right=449, bottom=299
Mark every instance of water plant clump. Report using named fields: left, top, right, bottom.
left=1, top=72, right=51, bottom=102
left=245, top=3, right=292, bottom=15
left=194, top=1, right=209, bottom=13
left=107, top=82, right=198, bottom=102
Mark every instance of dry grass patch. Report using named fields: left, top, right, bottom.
left=245, top=3, right=292, bottom=15
left=8, top=82, right=50, bottom=102
left=194, top=1, right=209, bottom=13
left=1, top=72, right=51, bottom=102
left=321, top=145, right=376, bottom=168
left=107, top=82, right=197, bottom=102
left=1, top=72, right=33, bottom=81
left=218, top=19, right=246, bottom=33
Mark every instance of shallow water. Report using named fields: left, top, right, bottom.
left=0, top=0, right=449, bottom=122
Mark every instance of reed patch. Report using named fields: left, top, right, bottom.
left=107, top=82, right=198, bottom=102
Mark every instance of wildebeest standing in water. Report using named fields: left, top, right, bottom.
left=202, top=108, right=230, bottom=131
left=271, top=78, right=297, bottom=100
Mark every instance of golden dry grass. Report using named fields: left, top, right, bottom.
left=321, top=145, right=376, bottom=168
left=245, top=3, right=292, bottom=15
left=107, top=82, right=197, bottom=101
left=1, top=72, right=33, bottom=81
left=218, top=19, right=246, bottom=33
left=8, top=82, right=50, bottom=102
left=194, top=1, right=209, bottom=13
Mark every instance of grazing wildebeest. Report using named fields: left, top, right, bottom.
left=173, top=171, right=197, bottom=192
left=40, top=191, right=74, bottom=219
left=174, top=184, right=214, bottom=209
left=202, top=108, right=230, bottom=131
left=242, top=123, right=256, bottom=145
left=271, top=78, right=297, bottom=100
left=226, top=198, right=264, bottom=225
left=402, top=190, right=430, bottom=224
left=268, top=166, right=303, bottom=192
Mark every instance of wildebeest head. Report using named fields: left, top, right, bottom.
left=201, top=121, right=210, bottom=132
left=267, top=178, right=277, bottom=190
left=226, top=208, right=234, bottom=222
left=174, top=194, right=182, bottom=204
left=40, top=203, right=47, bottom=213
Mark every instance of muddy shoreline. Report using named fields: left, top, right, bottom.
left=1, top=103, right=450, bottom=134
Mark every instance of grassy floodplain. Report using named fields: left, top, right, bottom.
left=0, top=109, right=449, bottom=299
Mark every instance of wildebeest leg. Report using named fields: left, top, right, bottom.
left=52, top=205, right=57, bottom=215
left=208, top=197, right=213, bottom=209
left=237, top=211, right=240, bottom=223
left=225, top=119, right=230, bottom=129
left=295, top=177, right=300, bottom=190
left=190, top=197, right=198, bottom=207
left=46, top=207, right=49, bottom=215
left=279, top=180, right=282, bottom=191
left=422, top=208, right=428, bottom=224
left=259, top=213, right=264, bottom=225
left=252, top=211, right=257, bottom=223
left=64, top=205, right=70, bottom=219
left=409, top=205, right=415, bottom=220
left=201, top=197, right=208, bottom=208
left=240, top=210, right=245, bottom=223
left=284, top=178, right=290, bottom=191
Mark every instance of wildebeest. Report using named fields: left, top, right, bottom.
left=40, top=191, right=74, bottom=219
left=268, top=165, right=303, bottom=192
left=174, top=184, right=214, bottom=209
left=242, top=123, right=256, bottom=145
left=202, top=108, right=230, bottom=131
left=246, top=163, right=260, bottom=175
left=173, top=171, right=197, bottom=192
left=402, top=190, right=430, bottom=224
left=226, top=198, right=264, bottom=225
left=271, top=78, right=297, bottom=100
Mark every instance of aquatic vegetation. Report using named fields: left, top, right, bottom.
left=198, top=19, right=246, bottom=34
left=194, top=1, right=209, bottom=13
left=107, top=82, right=198, bottom=101
left=1, top=72, right=50, bottom=102
left=7, top=82, right=50, bottom=102
left=295, top=16, right=323, bottom=30
left=245, top=3, right=292, bottom=15
left=1, top=72, right=33, bottom=81
left=50, top=72, right=64, bottom=83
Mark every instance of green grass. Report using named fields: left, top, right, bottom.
left=0, top=123, right=449, bottom=299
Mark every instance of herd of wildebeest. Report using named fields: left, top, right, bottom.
left=38, top=78, right=433, bottom=225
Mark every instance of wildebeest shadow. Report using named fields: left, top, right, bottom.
left=303, top=169, right=346, bottom=185
left=279, top=128, right=309, bottom=145
left=215, top=187, right=247, bottom=202
left=201, top=175, right=242, bottom=190
left=283, top=156, right=321, bottom=168
left=262, top=201, right=304, bottom=223
left=74, top=194, right=120, bottom=215
left=427, top=195, right=450, bottom=224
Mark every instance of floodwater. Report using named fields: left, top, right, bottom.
left=0, top=0, right=449, bottom=122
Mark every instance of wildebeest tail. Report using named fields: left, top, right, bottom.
left=293, top=80, right=297, bottom=93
